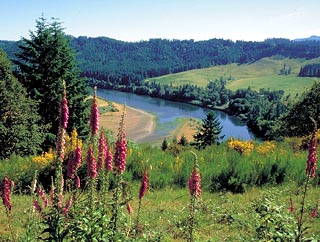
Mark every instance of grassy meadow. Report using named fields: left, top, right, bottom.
left=1, top=134, right=319, bottom=241
left=146, top=56, right=320, bottom=95
left=1, top=183, right=319, bottom=241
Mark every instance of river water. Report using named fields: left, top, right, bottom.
left=97, top=89, right=254, bottom=142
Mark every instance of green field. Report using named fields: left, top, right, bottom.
left=146, top=56, right=320, bottom=95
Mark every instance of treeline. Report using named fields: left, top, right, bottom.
left=299, top=63, right=320, bottom=77
left=2, top=37, right=320, bottom=84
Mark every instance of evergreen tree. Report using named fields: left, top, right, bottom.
left=193, top=111, right=224, bottom=149
left=161, top=138, right=168, bottom=151
left=178, top=134, right=188, bottom=146
left=0, top=49, right=44, bottom=158
left=14, top=16, right=89, bottom=148
left=279, top=81, right=320, bottom=137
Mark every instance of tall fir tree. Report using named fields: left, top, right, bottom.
left=0, top=49, right=44, bottom=158
left=14, top=16, right=89, bottom=148
left=193, top=111, right=224, bottom=149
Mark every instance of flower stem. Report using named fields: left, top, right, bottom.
left=296, top=171, right=311, bottom=241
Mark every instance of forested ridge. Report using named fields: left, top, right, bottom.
left=2, top=36, right=320, bottom=84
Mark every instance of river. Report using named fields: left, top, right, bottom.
left=97, top=89, right=255, bottom=142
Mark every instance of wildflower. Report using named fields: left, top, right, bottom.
left=87, top=145, right=97, bottom=178
left=126, top=202, right=134, bottom=216
left=59, top=88, right=69, bottom=129
left=311, top=206, right=318, bottom=218
left=228, top=138, right=254, bottom=155
left=98, top=131, right=107, bottom=170
left=75, top=176, right=81, bottom=189
left=75, top=145, right=82, bottom=168
left=139, top=171, right=149, bottom=200
left=37, top=186, right=49, bottom=207
left=33, top=199, right=42, bottom=213
left=56, top=128, right=66, bottom=160
left=105, top=148, right=113, bottom=171
left=188, top=165, right=202, bottom=197
left=67, top=152, right=76, bottom=179
left=114, top=131, right=127, bottom=174
left=289, top=198, right=294, bottom=212
left=71, top=129, right=79, bottom=150
left=306, top=132, right=317, bottom=178
left=89, top=87, right=99, bottom=136
left=1, top=176, right=12, bottom=211
left=63, top=195, right=73, bottom=216
left=67, top=145, right=81, bottom=179
left=58, top=194, right=64, bottom=208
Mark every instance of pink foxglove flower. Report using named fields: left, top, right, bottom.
left=306, top=132, right=317, bottom=178
left=75, top=176, right=81, bottom=189
left=105, top=148, right=113, bottom=171
left=289, top=198, right=294, bottom=212
left=37, top=186, right=49, bottom=207
left=75, top=146, right=82, bottom=168
left=59, top=89, right=69, bottom=129
left=311, top=205, right=318, bottom=218
left=1, top=176, right=12, bottom=211
left=98, top=132, right=107, bottom=170
left=87, top=145, right=97, bottom=178
left=58, top=194, right=64, bottom=208
left=139, top=171, right=149, bottom=199
left=114, top=131, right=127, bottom=174
left=33, top=199, right=42, bottom=213
left=89, top=87, right=99, bottom=136
left=67, top=146, right=81, bottom=179
left=63, top=195, right=73, bottom=216
left=188, top=166, right=202, bottom=197
left=67, top=152, right=76, bottom=179
left=126, top=202, right=134, bottom=216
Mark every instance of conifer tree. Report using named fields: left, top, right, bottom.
left=193, top=111, right=224, bottom=149
left=161, top=138, right=168, bottom=151
left=178, top=134, right=188, bottom=146
left=14, top=16, right=89, bottom=148
left=0, top=49, right=44, bottom=158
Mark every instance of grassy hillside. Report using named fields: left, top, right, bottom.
left=146, top=56, right=320, bottom=95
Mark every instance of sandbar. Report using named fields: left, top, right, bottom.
left=98, top=99, right=156, bottom=143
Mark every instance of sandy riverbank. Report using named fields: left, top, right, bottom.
left=98, top=98, right=156, bottom=143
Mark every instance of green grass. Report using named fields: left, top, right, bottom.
left=146, top=56, right=320, bottom=95
left=1, top=137, right=319, bottom=241
left=1, top=183, right=319, bottom=241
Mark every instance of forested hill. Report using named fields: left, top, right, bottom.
left=2, top=36, right=320, bottom=84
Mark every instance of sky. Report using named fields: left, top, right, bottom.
left=1, top=0, right=320, bottom=42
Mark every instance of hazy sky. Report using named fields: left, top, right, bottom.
left=1, top=0, right=320, bottom=42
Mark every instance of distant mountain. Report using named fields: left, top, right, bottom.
left=294, top=35, right=320, bottom=42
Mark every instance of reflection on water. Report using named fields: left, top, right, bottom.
left=97, top=89, right=255, bottom=141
